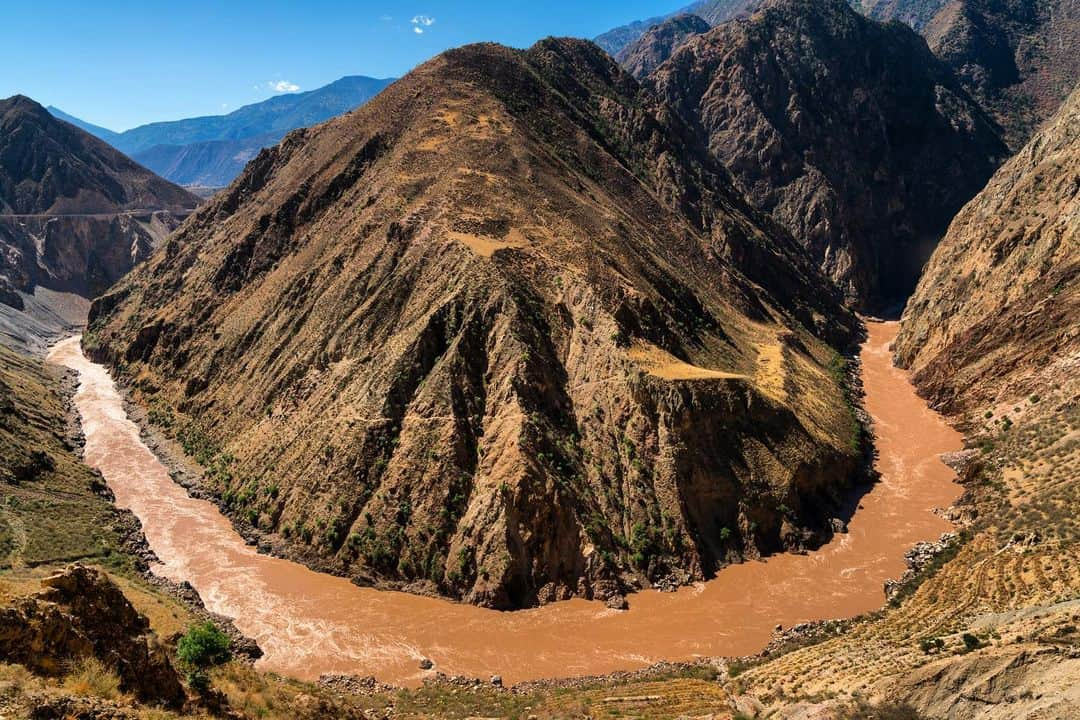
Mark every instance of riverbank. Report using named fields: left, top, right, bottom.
left=45, top=320, right=966, bottom=687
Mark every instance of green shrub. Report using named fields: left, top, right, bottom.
left=177, top=621, right=231, bottom=669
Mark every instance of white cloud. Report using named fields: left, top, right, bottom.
left=267, top=80, right=300, bottom=93
left=413, top=26, right=423, bottom=34
left=411, top=14, right=435, bottom=26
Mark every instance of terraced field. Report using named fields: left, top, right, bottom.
left=734, top=362, right=1080, bottom=714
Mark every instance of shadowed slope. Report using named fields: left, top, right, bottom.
left=86, top=39, right=865, bottom=609
left=648, top=0, right=1007, bottom=311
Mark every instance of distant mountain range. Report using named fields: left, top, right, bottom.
left=595, top=0, right=949, bottom=54
left=599, top=0, right=1078, bottom=150
left=49, top=75, right=394, bottom=189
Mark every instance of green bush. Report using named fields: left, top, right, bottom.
left=177, top=621, right=231, bottom=669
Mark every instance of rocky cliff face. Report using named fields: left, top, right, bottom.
left=0, top=212, right=184, bottom=303
left=86, top=39, right=867, bottom=609
left=648, top=0, right=1007, bottom=312
left=0, top=566, right=186, bottom=708
left=895, top=84, right=1079, bottom=413
left=616, top=15, right=711, bottom=79
left=0, top=95, right=198, bottom=313
left=730, top=84, right=1080, bottom=719
left=923, top=0, right=1080, bottom=150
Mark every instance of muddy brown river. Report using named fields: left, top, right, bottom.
left=48, top=321, right=961, bottom=686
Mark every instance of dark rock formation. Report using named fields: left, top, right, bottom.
left=595, top=0, right=763, bottom=56
left=923, top=0, right=1080, bottom=149
left=0, top=565, right=186, bottom=708
left=648, top=0, right=1007, bottom=311
left=616, top=14, right=710, bottom=79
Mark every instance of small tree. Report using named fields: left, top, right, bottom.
left=177, top=621, right=231, bottom=692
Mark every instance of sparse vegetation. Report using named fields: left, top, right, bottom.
left=63, top=656, right=123, bottom=700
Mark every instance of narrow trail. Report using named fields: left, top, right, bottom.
left=47, top=321, right=962, bottom=687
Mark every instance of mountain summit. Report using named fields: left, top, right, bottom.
left=0, top=95, right=196, bottom=216
left=86, top=39, right=866, bottom=609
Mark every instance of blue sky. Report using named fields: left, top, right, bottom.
left=1, top=0, right=683, bottom=131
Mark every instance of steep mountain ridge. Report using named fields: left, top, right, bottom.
left=0, top=96, right=198, bottom=322
left=647, top=0, right=1007, bottom=311
left=85, top=39, right=867, bottom=609
left=1, top=96, right=197, bottom=216
left=604, top=0, right=1078, bottom=153
left=923, top=0, right=1080, bottom=149
left=615, top=14, right=711, bottom=79
left=895, top=84, right=1079, bottom=412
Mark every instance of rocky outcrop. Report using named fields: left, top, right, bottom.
left=895, top=84, right=1079, bottom=412
left=0, top=211, right=185, bottom=304
left=616, top=15, right=710, bottom=79
left=86, top=39, right=866, bottom=609
left=0, top=565, right=186, bottom=708
left=648, top=0, right=1007, bottom=311
left=885, top=640, right=1080, bottom=719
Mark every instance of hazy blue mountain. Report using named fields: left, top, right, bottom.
left=50, top=74, right=394, bottom=188
left=108, top=75, right=394, bottom=155
left=45, top=106, right=122, bottom=145
left=130, top=134, right=277, bottom=189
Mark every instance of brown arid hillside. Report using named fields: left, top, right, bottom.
left=923, top=0, right=1080, bottom=150
left=0, top=95, right=198, bottom=337
left=0, top=95, right=198, bottom=216
left=85, top=39, right=868, bottom=610
left=894, top=83, right=1079, bottom=412
left=616, top=14, right=711, bottom=79
left=648, top=0, right=1008, bottom=312
left=702, top=83, right=1080, bottom=720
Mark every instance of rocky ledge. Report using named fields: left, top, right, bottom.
left=0, top=565, right=186, bottom=708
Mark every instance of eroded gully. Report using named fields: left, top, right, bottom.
left=46, top=321, right=962, bottom=686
